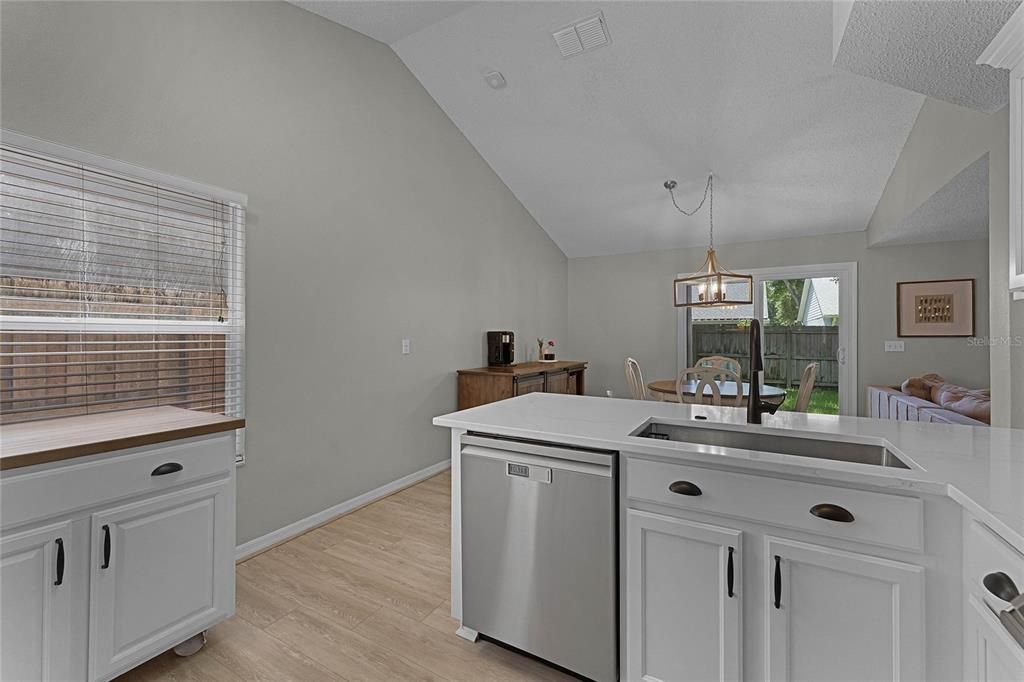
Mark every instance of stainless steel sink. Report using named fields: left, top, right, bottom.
left=633, top=421, right=910, bottom=469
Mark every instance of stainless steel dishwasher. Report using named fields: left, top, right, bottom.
left=460, top=433, right=617, bottom=682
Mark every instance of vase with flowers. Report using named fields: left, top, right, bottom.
left=537, top=338, right=557, bottom=363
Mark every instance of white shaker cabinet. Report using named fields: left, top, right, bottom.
left=88, top=478, right=234, bottom=681
left=764, top=536, right=924, bottom=682
left=623, top=455, right=928, bottom=682
left=965, top=595, right=1024, bottom=682
left=625, top=510, right=742, bottom=682
left=962, top=516, right=1024, bottom=681
left=0, top=519, right=76, bottom=682
left=1, top=410, right=241, bottom=682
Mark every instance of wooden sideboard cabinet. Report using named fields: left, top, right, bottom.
left=457, top=361, right=587, bottom=410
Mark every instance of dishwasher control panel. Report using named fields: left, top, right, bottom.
left=506, top=461, right=551, bottom=484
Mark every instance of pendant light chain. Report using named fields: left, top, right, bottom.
left=665, top=173, right=752, bottom=308
left=665, top=174, right=714, bottom=248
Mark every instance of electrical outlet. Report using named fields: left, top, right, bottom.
left=401, top=339, right=411, bottom=355
left=884, top=340, right=905, bottom=352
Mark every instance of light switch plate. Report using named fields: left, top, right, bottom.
left=401, top=339, right=411, bottom=355
left=884, top=340, right=905, bottom=352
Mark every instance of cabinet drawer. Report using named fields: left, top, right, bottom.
left=965, top=520, right=1024, bottom=612
left=626, top=458, right=923, bottom=551
left=1, top=434, right=234, bottom=530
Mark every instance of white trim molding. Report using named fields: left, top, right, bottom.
left=978, top=5, right=1024, bottom=294
left=234, top=459, right=451, bottom=561
left=977, top=4, right=1024, bottom=71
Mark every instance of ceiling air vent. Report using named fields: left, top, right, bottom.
left=552, top=12, right=610, bottom=58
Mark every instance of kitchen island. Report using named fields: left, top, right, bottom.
left=434, top=392, right=1024, bottom=682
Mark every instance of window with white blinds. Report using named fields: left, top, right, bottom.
left=0, top=133, right=246, bottom=461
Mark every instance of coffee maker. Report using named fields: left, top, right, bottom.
left=486, top=331, right=514, bottom=366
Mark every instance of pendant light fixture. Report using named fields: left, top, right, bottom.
left=664, top=174, right=753, bottom=308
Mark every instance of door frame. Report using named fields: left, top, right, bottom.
left=678, top=262, right=858, bottom=415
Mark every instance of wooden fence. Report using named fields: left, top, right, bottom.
left=691, top=323, right=839, bottom=388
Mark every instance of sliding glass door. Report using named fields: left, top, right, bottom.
left=679, top=263, right=857, bottom=416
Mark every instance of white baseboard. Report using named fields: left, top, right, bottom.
left=235, top=459, right=450, bottom=562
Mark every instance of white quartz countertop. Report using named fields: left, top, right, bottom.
left=434, top=393, right=1024, bottom=553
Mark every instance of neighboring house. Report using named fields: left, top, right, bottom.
left=798, top=277, right=840, bottom=326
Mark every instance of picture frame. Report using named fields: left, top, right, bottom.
left=896, top=278, right=975, bottom=337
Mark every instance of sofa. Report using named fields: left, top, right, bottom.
left=867, top=373, right=991, bottom=427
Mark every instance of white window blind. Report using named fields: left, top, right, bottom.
left=0, top=133, right=246, bottom=462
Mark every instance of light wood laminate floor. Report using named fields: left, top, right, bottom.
left=119, top=470, right=575, bottom=681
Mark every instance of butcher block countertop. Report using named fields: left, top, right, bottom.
left=0, top=407, right=245, bottom=470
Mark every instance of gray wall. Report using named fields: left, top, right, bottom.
left=867, top=97, right=1020, bottom=427
left=568, top=232, right=990, bottom=414
left=0, top=1, right=569, bottom=543
left=867, top=98, right=998, bottom=247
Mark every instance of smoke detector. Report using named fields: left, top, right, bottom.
left=552, top=12, right=610, bottom=58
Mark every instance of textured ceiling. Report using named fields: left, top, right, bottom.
left=834, top=0, right=1020, bottom=113
left=874, top=154, right=989, bottom=247
left=387, top=1, right=924, bottom=257
left=290, top=1, right=474, bottom=44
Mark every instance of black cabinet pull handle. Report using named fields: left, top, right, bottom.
left=727, top=546, right=735, bottom=598
left=151, top=462, right=183, bottom=477
left=668, top=480, right=702, bottom=496
left=773, top=555, right=782, bottom=609
left=809, top=503, right=855, bottom=523
left=54, top=538, right=65, bottom=586
left=101, top=525, right=111, bottom=569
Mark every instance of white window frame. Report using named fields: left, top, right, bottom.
left=678, top=262, right=858, bottom=416
left=0, top=129, right=248, bottom=462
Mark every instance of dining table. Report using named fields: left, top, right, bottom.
left=647, top=379, right=787, bottom=406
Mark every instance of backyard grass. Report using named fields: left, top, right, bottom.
left=778, top=386, right=839, bottom=415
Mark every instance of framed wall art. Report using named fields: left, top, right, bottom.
left=896, top=278, right=975, bottom=337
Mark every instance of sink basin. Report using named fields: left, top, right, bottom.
left=633, top=421, right=910, bottom=469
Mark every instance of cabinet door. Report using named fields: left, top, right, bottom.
left=544, top=370, right=569, bottom=394
left=965, top=595, right=1024, bottom=681
left=626, top=510, right=742, bottom=682
left=765, top=536, right=924, bottom=682
left=88, top=478, right=234, bottom=681
left=514, top=374, right=545, bottom=396
left=1, top=520, right=74, bottom=681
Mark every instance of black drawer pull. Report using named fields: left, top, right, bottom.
left=773, top=555, right=782, bottom=609
left=668, top=480, right=702, bottom=496
left=983, top=572, right=1020, bottom=603
left=727, top=546, right=735, bottom=598
left=809, top=503, right=855, bottom=523
left=151, top=462, right=183, bottom=477
left=54, top=538, right=65, bottom=586
left=101, top=524, right=111, bottom=569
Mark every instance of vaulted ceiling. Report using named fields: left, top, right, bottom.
left=292, top=1, right=1010, bottom=257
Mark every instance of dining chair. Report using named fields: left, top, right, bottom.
left=793, top=362, right=819, bottom=413
left=698, top=355, right=743, bottom=381
left=676, top=366, right=744, bottom=406
left=624, top=357, right=647, bottom=400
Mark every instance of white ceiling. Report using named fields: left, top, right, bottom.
left=834, top=0, right=1020, bottom=113
left=291, top=1, right=474, bottom=44
left=391, top=2, right=927, bottom=257
left=298, top=2, right=943, bottom=257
